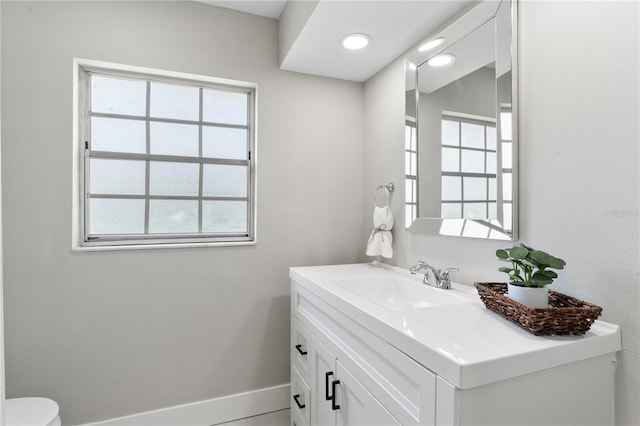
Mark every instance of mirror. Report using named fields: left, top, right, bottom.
left=404, top=0, right=518, bottom=240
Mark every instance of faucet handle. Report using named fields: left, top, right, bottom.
left=409, top=261, right=427, bottom=274
left=439, top=267, right=459, bottom=289
left=440, top=267, right=459, bottom=276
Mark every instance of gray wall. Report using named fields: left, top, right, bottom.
left=363, top=1, right=639, bottom=425
left=1, top=2, right=363, bottom=424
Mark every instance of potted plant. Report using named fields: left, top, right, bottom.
left=496, top=243, right=566, bottom=308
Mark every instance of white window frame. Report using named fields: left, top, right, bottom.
left=72, top=58, right=257, bottom=251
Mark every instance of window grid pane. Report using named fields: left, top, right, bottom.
left=148, top=199, right=199, bottom=234
left=149, top=161, right=200, bottom=196
left=150, top=82, right=200, bottom=121
left=89, top=198, right=146, bottom=235
left=91, top=117, right=146, bottom=154
left=91, top=75, right=146, bottom=116
left=84, top=68, right=254, bottom=245
left=90, top=158, right=146, bottom=195
left=150, top=122, right=199, bottom=157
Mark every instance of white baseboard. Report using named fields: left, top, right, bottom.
left=79, top=384, right=291, bottom=426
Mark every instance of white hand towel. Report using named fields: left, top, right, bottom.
left=366, top=205, right=394, bottom=258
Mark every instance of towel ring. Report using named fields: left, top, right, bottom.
left=375, top=182, right=395, bottom=207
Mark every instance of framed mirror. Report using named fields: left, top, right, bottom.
left=405, top=0, right=518, bottom=240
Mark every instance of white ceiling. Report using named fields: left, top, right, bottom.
left=197, top=0, right=287, bottom=19
left=196, top=0, right=472, bottom=82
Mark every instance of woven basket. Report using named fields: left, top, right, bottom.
left=475, top=282, right=602, bottom=336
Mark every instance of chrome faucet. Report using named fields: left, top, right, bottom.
left=410, top=261, right=459, bottom=289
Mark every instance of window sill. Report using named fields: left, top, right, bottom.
left=72, top=240, right=257, bottom=252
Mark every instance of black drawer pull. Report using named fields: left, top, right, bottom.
left=331, top=379, right=341, bottom=410
left=325, top=371, right=334, bottom=400
left=295, top=344, right=307, bottom=356
left=293, top=394, right=306, bottom=409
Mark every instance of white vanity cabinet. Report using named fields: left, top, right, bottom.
left=291, top=279, right=438, bottom=426
left=290, top=263, right=622, bottom=426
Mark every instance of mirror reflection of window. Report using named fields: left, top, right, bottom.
left=405, top=119, right=418, bottom=228
left=500, top=107, right=513, bottom=233
left=440, top=113, right=497, bottom=221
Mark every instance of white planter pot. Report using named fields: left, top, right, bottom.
left=507, top=283, right=549, bottom=309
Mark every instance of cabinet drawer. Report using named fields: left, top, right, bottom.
left=291, top=364, right=311, bottom=426
left=292, top=317, right=311, bottom=381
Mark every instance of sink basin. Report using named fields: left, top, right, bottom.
left=334, top=275, right=468, bottom=311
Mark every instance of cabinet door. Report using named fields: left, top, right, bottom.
left=310, top=335, right=338, bottom=426
left=335, top=360, right=401, bottom=426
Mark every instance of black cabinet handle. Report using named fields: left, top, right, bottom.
left=325, top=372, right=340, bottom=410
left=331, top=379, right=341, bottom=410
left=325, top=372, right=333, bottom=400
left=295, top=344, right=307, bottom=356
left=293, top=394, right=306, bottom=409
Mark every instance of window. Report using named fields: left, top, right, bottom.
left=75, top=60, right=256, bottom=248
left=499, top=107, right=514, bottom=233
left=405, top=118, right=418, bottom=228
left=440, top=114, right=497, bottom=221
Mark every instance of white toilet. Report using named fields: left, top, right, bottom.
left=5, top=397, right=61, bottom=426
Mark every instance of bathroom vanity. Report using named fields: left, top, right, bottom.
left=289, top=263, right=621, bottom=426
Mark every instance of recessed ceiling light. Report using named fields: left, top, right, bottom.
left=418, top=37, right=445, bottom=52
left=342, top=33, right=371, bottom=50
left=427, top=53, right=456, bottom=67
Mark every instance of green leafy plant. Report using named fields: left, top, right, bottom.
left=496, top=243, right=566, bottom=288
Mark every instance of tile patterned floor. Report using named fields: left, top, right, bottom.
left=214, top=409, right=290, bottom=426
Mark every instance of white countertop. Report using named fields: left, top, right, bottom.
left=290, top=262, right=621, bottom=389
